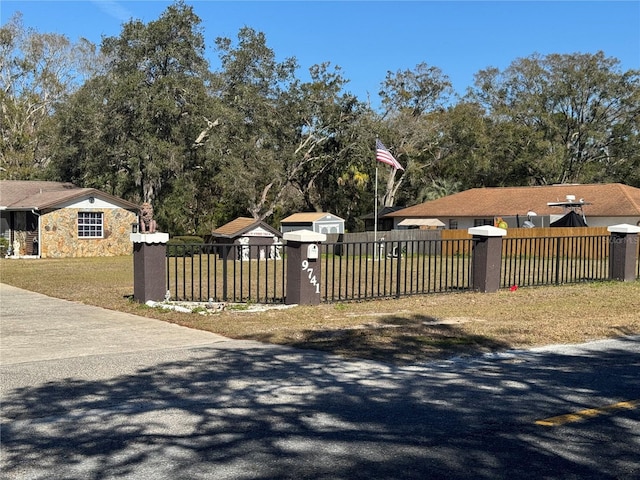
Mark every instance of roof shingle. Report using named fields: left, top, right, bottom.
left=212, top=217, right=258, bottom=236
left=386, top=184, right=640, bottom=218
left=0, top=180, right=139, bottom=210
left=281, top=212, right=341, bottom=223
left=211, top=217, right=282, bottom=238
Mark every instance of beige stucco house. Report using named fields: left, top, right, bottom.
left=0, top=181, right=139, bottom=258
left=386, top=183, right=640, bottom=230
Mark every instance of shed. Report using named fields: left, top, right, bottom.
left=209, top=217, right=282, bottom=260
left=280, top=212, right=345, bottom=235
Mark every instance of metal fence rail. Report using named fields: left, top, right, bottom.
left=501, top=234, right=611, bottom=288
left=166, top=232, right=636, bottom=305
left=321, top=238, right=473, bottom=302
left=166, top=243, right=287, bottom=304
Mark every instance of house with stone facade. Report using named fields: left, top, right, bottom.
left=0, top=181, right=139, bottom=258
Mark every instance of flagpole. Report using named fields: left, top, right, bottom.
left=374, top=166, right=378, bottom=254
left=375, top=138, right=403, bottom=261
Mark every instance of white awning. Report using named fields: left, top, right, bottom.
left=398, top=218, right=445, bottom=227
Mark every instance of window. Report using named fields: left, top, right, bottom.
left=78, top=212, right=103, bottom=238
left=474, top=219, right=493, bottom=227
left=448, top=220, right=458, bottom=230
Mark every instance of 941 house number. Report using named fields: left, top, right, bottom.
left=301, top=260, right=320, bottom=294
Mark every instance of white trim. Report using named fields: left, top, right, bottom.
left=468, top=225, right=508, bottom=237
left=283, top=230, right=326, bottom=243
left=130, top=232, right=169, bottom=243
left=608, top=224, right=640, bottom=234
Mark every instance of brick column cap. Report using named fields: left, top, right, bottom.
left=468, top=225, right=508, bottom=237
left=283, top=229, right=326, bottom=243
left=130, top=232, right=169, bottom=243
left=607, top=224, right=640, bottom=234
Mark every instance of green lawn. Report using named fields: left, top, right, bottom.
left=2, top=255, right=639, bottom=364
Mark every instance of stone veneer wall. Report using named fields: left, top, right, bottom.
left=41, top=208, right=137, bottom=258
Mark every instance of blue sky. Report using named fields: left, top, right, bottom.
left=3, top=1, right=639, bottom=107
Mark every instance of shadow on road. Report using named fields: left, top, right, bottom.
left=2, top=339, right=639, bottom=479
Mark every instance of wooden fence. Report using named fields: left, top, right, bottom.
left=441, top=227, right=621, bottom=257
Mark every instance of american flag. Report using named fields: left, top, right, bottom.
left=376, top=139, right=404, bottom=171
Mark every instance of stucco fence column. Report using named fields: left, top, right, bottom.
left=607, top=224, right=640, bottom=282
left=468, top=225, right=508, bottom=293
left=283, top=230, right=326, bottom=305
left=130, top=232, right=169, bottom=303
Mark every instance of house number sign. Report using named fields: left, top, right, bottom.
left=301, top=260, right=320, bottom=294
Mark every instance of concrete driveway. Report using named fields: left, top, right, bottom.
left=2, top=283, right=639, bottom=479
left=0, top=283, right=229, bottom=365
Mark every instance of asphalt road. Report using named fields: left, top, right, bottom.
left=1, top=283, right=639, bottom=479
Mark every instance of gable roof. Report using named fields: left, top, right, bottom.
left=386, top=184, right=640, bottom=218
left=281, top=212, right=344, bottom=223
left=0, top=181, right=138, bottom=211
left=211, top=217, right=281, bottom=238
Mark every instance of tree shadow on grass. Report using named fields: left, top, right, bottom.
left=247, top=313, right=511, bottom=365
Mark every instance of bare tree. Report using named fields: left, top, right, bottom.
left=1, top=13, right=101, bottom=178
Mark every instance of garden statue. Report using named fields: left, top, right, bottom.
left=139, top=202, right=157, bottom=233
left=270, top=237, right=282, bottom=260
left=238, top=237, right=250, bottom=261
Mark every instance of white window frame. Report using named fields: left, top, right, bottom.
left=78, top=212, right=103, bottom=238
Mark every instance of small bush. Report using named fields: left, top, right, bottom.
left=0, top=237, right=9, bottom=257
left=174, top=235, right=204, bottom=244
left=167, top=236, right=204, bottom=257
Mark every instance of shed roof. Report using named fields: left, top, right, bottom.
left=0, top=180, right=139, bottom=211
left=211, top=217, right=281, bottom=238
left=386, top=184, right=640, bottom=218
left=281, top=212, right=344, bottom=223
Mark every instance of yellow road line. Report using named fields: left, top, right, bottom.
left=536, top=399, right=640, bottom=427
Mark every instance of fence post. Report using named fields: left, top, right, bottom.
left=283, top=230, right=326, bottom=305
left=607, top=224, right=640, bottom=282
left=468, top=226, right=507, bottom=293
left=131, top=232, right=169, bottom=302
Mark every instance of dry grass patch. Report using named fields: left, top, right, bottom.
left=1, top=256, right=639, bottom=364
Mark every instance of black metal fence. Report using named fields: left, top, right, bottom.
left=501, top=234, right=611, bottom=288
left=166, top=243, right=287, bottom=304
left=166, top=232, right=638, bottom=304
left=320, top=238, right=473, bottom=301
